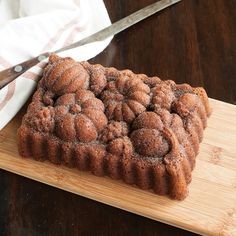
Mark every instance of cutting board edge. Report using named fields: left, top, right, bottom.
left=0, top=152, right=224, bottom=236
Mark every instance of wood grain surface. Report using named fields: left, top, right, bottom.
left=1, top=0, right=236, bottom=235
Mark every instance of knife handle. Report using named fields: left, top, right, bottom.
left=0, top=52, right=50, bottom=89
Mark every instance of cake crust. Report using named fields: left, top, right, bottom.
left=18, top=55, right=211, bottom=200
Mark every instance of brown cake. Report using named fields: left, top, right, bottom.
left=18, top=54, right=211, bottom=200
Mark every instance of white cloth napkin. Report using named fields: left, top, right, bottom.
left=0, top=0, right=112, bottom=130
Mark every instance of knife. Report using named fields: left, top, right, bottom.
left=0, top=0, right=181, bottom=89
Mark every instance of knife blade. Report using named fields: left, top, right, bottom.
left=0, top=0, right=181, bottom=89
left=55, top=0, right=181, bottom=53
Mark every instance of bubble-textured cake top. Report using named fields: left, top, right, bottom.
left=24, top=54, right=211, bottom=161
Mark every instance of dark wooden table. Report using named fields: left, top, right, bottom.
left=1, top=0, right=236, bottom=235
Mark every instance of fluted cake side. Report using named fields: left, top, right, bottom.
left=18, top=55, right=211, bottom=200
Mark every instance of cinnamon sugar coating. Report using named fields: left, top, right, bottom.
left=18, top=55, right=211, bottom=200
left=101, top=74, right=151, bottom=123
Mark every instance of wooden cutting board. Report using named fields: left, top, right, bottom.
left=0, top=98, right=236, bottom=236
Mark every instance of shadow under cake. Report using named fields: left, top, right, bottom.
left=18, top=54, right=211, bottom=200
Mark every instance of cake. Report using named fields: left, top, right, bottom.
left=18, top=54, right=211, bottom=200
